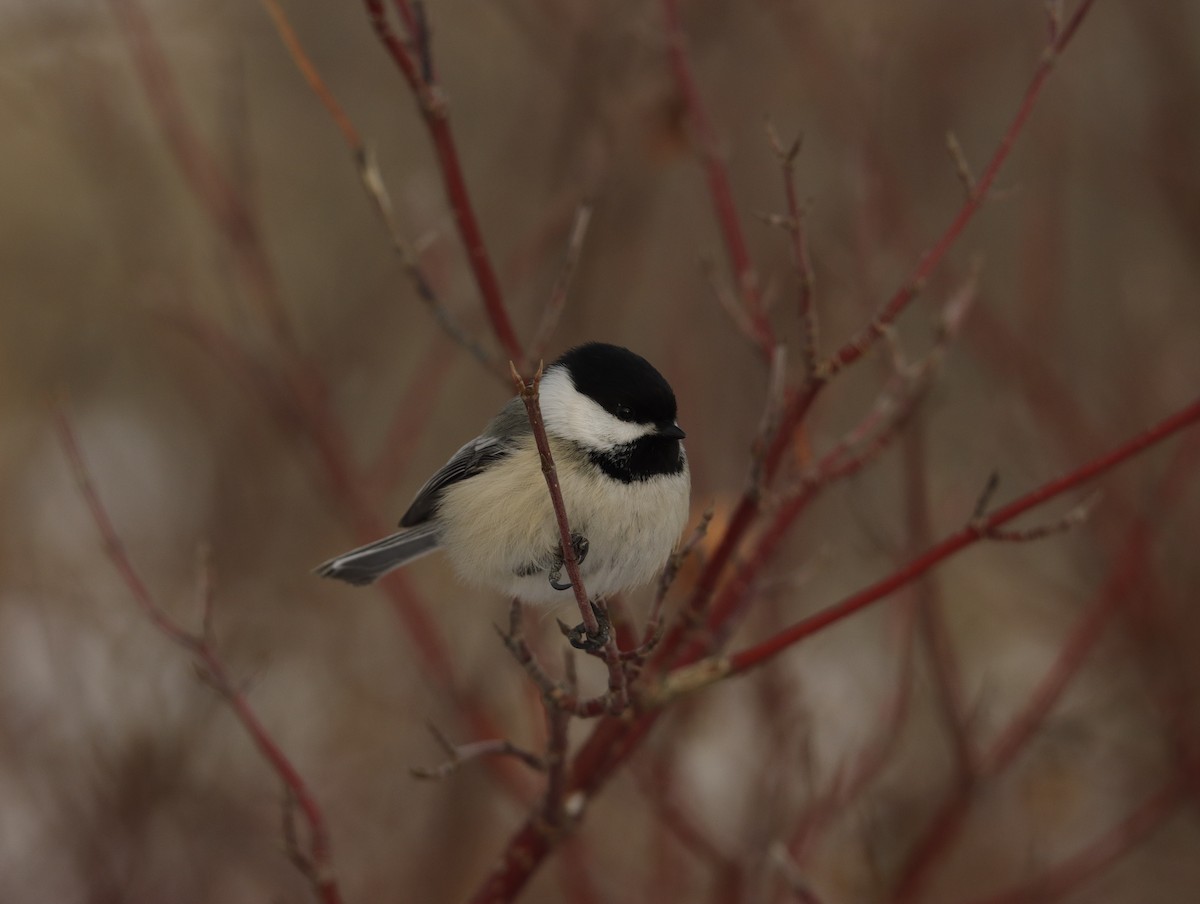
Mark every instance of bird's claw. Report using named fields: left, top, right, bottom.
left=546, top=532, right=589, bottom=592
left=559, top=601, right=610, bottom=652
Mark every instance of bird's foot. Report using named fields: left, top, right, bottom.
left=547, top=533, right=589, bottom=591
left=560, top=601, right=610, bottom=652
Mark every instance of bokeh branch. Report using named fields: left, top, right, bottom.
left=363, top=0, right=524, bottom=363
left=662, top=0, right=775, bottom=362
left=714, top=394, right=1200, bottom=687
left=260, top=0, right=501, bottom=377
left=55, top=408, right=343, bottom=904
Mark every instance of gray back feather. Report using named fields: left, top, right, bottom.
left=398, top=397, right=531, bottom=527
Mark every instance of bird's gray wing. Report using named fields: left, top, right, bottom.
left=399, top=399, right=530, bottom=527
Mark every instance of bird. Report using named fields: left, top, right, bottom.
left=315, top=342, right=691, bottom=615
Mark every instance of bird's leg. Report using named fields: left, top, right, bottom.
left=546, top=534, right=607, bottom=650
left=547, top=533, right=589, bottom=591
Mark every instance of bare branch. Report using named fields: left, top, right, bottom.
left=945, top=131, right=977, bottom=198
left=766, top=121, right=819, bottom=375
left=647, top=396, right=1200, bottom=703
left=642, top=506, right=714, bottom=652
left=259, top=0, right=500, bottom=376
left=363, top=0, right=524, bottom=362
left=528, top=204, right=594, bottom=369
left=986, top=490, right=1101, bottom=541
left=661, top=0, right=775, bottom=360
left=411, top=722, right=545, bottom=780
left=825, top=0, right=1100, bottom=378
left=541, top=668, right=573, bottom=828
left=56, top=408, right=344, bottom=904
left=703, top=254, right=764, bottom=350
left=495, top=602, right=612, bottom=719
left=509, top=362, right=597, bottom=639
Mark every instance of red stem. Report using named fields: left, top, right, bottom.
left=106, top=0, right=296, bottom=352
left=890, top=430, right=1200, bottom=901
left=56, top=410, right=343, bottom=904
left=906, top=419, right=976, bottom=777
left=511, top=365, right=596, bottom=636
left=661, top=0, right=774, bottom=358
left=827, top=0, right=1100, bottom=376
left=726, top=395, right=1200, bottom=677
left=363, top=0, right=524, bottom=363
left=215, top=650, right=342, bottom=904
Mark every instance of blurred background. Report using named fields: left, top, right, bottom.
left=2, top=0, right=1199, bottom=901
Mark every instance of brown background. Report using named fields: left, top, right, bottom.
left=2, top=1, right=1199, bottom=902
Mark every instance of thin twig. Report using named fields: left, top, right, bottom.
left=702, top=255, right=762, bottom=348
left=661, top=0, right=775, bottom=361
left=259, top=0, right=499, bottom=376
left=509, top=363, right=596, bottom=637
left=985, top=491, right=1101, bottom=541
left=259, top=0, right=360, bottom=149
left=824, top=0, right=1100, bottom=378
left=945, top=131, right=977, bottom=198
left=495, top=602, right=613, bottom=719
left=411, top=722, right=545, bottom=780
left=905, top=416, right=978, bottom=779
left=508, top=368, right=625, bottom=720
left=750, top=345, right=790, bottom=497
left=542, top=660, right=574, bottom=828
left=363, top=0, right=524, bottom=363
left=642, top=507, right=714, bottom=651
left=766, top=122, right=819, bottom=375
left=527, top=205, right=593, bottom=370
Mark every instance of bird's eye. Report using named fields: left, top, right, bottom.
left=616, top=404, right=633, bottom=420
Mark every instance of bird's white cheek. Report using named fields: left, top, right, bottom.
left=538, top=368, right=650, bottom=449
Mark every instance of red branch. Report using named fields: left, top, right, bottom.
left=906, top=419, right=977, bottom=777
left=510, top=363, right=596, bottom=637
left=724, top=395, right=1200, bottom=678
left=826, top=0, right=1099, bottom=376
left=661, top=0, right=774, bottom=359
left=106, top=0, right=296, bottom=352
left=55, top=410, right=343, bottom=904
left=363, top=0, right=524, bottom=363
left=509, top=365, right=628, bottom=713
left=891, top=430, right=1200, bottom=901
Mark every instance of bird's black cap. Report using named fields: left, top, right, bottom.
left=553, top=343, right=678, bottom=426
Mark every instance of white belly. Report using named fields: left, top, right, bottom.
left=434, top=437, right=690, bottom=605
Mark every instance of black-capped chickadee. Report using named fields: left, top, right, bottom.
left=316, top=343, right=691, bottom=605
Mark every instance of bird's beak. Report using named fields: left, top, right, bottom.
left=656, top=422, right=686, bottom=440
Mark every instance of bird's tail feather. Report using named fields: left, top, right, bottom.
left=315, top=524, right=441, bottom=586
